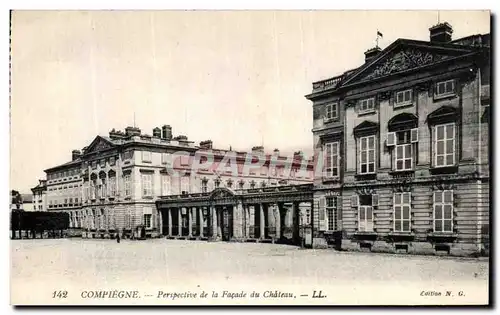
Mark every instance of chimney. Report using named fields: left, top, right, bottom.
left=162, top=125, right=172, bottom=140
left=200, top=140, right=213, bottom=149
left=153, top=127, right=161, bottom=138
left=72, top=150, right=81, bottom=161
left=125, top=126, right=141, bottom=137
left=252, top=146, right=265, bottom=155
left=429, top=22, right=453, bottom=43
left=364, top=46, right=382, bottom=63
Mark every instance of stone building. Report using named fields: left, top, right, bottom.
left=305, top=22, right=490, bottom=256
left=31, top=179, right=47, bottom=211
left=44, top=125, right=314, bottom=239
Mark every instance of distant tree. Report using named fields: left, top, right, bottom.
left=11, top=190, right=23, bottom=210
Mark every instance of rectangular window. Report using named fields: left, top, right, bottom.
left=358, top=195, right=375, bottom=232
left=325, top=103, right=338, bottom=120
left=109, top=177, right=116, bottom=196
left=359, top=135, right=376, bottom=174
left=395, top=130, right=413, bottom=171
left=394, top=192, right=411, bottom=232
left=359, top=97, right=375, bottom=113
left=161, top=175, right=171, bottom=195
left=91, top=161, right=97, bottom=169
left=124, top=174, right=131, bottom=197
left=142, top=151, right=152, bottom=163
left=434, top=123, right=455, bottom=167
left=395, top=89, right=412, bottom=107
left=142, top=174, right=153, bottom=196
left=100, top=159, right=106, bottom=168
left=181, top=177, right=190, bottom=194
left=434, top=190, right=454, bottom=233
left=324, top=142, right=340, bottom=178
left=109, top=156, right=116, bottom=166
left=436, top=80, right=455, bottom=97
left=144, top=214, right=152, bottom=229
left=161, top=153, right=168, bottom=165
left=326, top=197, right=337, bottom=231
left=201, top=180, right=208, bottom=193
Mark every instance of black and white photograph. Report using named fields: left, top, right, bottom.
left=8, top=9, right=491, bottom=306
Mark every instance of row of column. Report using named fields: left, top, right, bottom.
left=162, top=201, right=306, bottom=241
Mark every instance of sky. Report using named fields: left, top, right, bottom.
left=10, top=10, right=490, bottom=193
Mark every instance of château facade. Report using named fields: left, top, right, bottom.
left=306, top=22, right=490, bottom=256
left=44, top=125, right=314, bottom=239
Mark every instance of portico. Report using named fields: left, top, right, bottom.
left=156, top=185, right=313, bottom=245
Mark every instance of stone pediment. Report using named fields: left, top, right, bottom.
left=85, top=136, right=114, bottom=154
left=342, top=40, right=476, bottom=86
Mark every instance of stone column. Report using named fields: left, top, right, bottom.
left=233, top=202, right=243, bottom=239
left=177, top=208, right=182, bottom=237
left=259, top=204, right=265, bottom=239
left=217, top=207, right=223, bottom=238
left=199, top=207, right=204, bottom=237
left=167, top=208, right=172, bottom=237
left=292, top=202, right=300, bottom=243
left=275, top=204, right=281, bottom=240
left=245, top=206, right=250, bottom=238
left=158, top=209, right=163, bottom=236
left=188, top=207, right=193, bottom=237
left=211, top=205, right=217, bottom=239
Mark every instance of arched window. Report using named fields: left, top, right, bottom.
left=386, top=113, right=419, bottom=171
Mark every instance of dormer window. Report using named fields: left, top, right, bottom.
left=359, top=97, right=375, bottom=114
left=435, top=79, right=456, bottom=98
left=394, top=89, right=413, bottom=108
left=325, top=103, right=338, bottom=121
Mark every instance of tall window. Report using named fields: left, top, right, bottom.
left=142, top=174, right=153, bottom=197
left=109, top=156, right=116, bottom=166
left=144, top=214, right=152, bottom=229
left=359, top=135, right=376, bottom=174
left=161, top=153, right=168, bottom=165
left=201, top=179, right=208, bottom=193
left=394, top=89, right=412, bottom=107
left=325, top=103, right=338, bottom=120
left=214, top=179, right=220, bottom=188
left=359, top=97, right=375, bottom=113
left=353, top=194, right=378, bottom=232
left=387, top=129, right=418, bottom=171
left=433, top=190, right=453, bottom=233
left=181, top=176, right=190, bottom=194
left=394, top=192, right=411, bottom=232
left=326, top=197, right=337, bottom=231
left=433, top=123, right=455, bottom=167
left=142, top=151, right=152, bottom=163
left=435, top=80, right=455, bottom=97
left=124, top=174, right=131, bottom=197
left=238, top=181, right=244, bottom=189
left=108, top=177, right=116, bottom=196
left=161, top=175, right=171, bottom=195
left=324, top=142, right=340, bottom=178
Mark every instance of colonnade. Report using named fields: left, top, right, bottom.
left=161, top=201, right=308, bottom=243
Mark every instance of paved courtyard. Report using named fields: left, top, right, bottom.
left=11, top=239, right=489, bottom=305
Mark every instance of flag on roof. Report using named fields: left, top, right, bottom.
left=377, top=31, right=383, bottom=38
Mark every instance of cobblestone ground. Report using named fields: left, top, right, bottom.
left=11, top=239, right=489, bottom=304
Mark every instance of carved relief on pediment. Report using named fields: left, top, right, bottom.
left=86, top=137, right=113, bottom=154
left=358, top=48, right=450, bottom=82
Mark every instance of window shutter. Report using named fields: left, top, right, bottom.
left=433, top=191, right=439, bottom=204
left=411, top=128, right=419, bottom=143
left=432, top=126, right=437, bottom=167
left=387, top=132, right=396, bottom=146
left=351, top=195, right=359, bottom=207
left=318, top=197, right=326, bottom=231
left=372, top=194, right=379, bottom=207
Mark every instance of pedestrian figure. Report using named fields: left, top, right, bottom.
left=116, top=233, right=121, bottom=243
